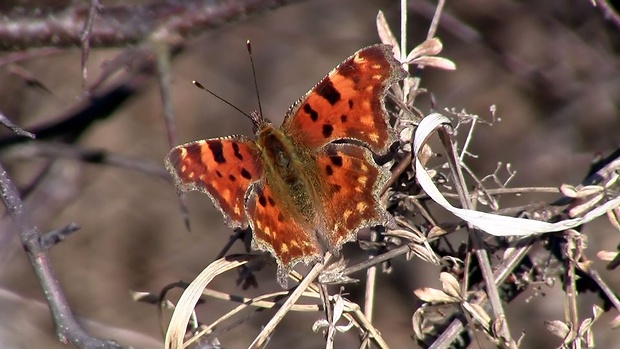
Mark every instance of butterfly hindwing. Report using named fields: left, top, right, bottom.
left=245, top=182, right=321, bottom=286
left=314, top=143, right=390, bottom=252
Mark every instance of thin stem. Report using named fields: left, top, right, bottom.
left=0, top=163, right=127, bottom=348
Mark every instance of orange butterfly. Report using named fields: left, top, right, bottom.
left=166, top=44, right=406, bottom=286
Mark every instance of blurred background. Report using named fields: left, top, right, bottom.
left=0, top=0, right=618, bottom=348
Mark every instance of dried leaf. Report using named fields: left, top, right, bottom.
left=427, top=225, right=448, bottom=239
left=596, top=250, right=618, bottom=261
left=607, top=207, right=620, bottom=232
left=545, top=320, right=570, bottom=339
left=414, top=287, right=459, bottom=304
left=409, top=56, right=456, bottom=70
left=610, top=314, right=620, bottom=329
left=462, top=302, right=491, bottom=331
left=412, top=308, right=425, bottom=340
left=376, top=11, right=400, bottom=59
left=405, top=38, right=443, bottom=62
left=560, top=184, right=578, bottom=198
left=439, top=272, right=461, bottom=299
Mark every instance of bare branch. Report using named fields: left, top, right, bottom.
left=0, top=163, right=128, bottom=348
left=0, top=0, right=306, bottom=50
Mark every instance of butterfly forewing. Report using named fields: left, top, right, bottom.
left=282, top=44, right=406, bottom=154
left=165, top=136, right=262, bottom=227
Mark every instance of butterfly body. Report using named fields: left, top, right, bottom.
left=166, top=44, right=407, bottom=286
left=255, top=123, right=318, bottom=224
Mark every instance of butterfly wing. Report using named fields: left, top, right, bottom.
left=314, top=143, right=391, bottom=252
left=245, top=182, right=321, bottom=287
left=165, top=136, right=262, bottom=228
left=281, top=44, right=407, bottom=154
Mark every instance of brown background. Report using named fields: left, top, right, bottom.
left=0, top=0, right=618, bottom=348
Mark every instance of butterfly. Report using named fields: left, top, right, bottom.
left=165, top=44, right=407, bottom=287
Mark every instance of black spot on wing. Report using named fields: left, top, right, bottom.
left=322, top=124, right=333, bottom=138
left=330, top=156, right=343, bottom=167
left=303, top=103, right=319, bottom=122
left=232, top=142, right=243, bottom=160
left=215, top=170, right=223, bottom=178
left=317, top=79, right=341, bottom=105
left=267, top=196, right=275, bottom=206
left=241, top=168, right=252, bottom=180
left=340, top=114, right=347, bottom=123
left=208, top=141, right=226, bottom=164
left=258, top=194, right=267, bottom=207
left=331, top=184, right=341, bottom=193
left=229, top=174, right=236, bottom=181
left=325, top=165, right=333, bottom=176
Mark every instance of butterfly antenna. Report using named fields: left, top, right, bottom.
left=191, top=80, right=255, bottom=122
left=246, top=40, right=264, bottom=123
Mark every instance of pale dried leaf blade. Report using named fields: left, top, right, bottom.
left=410, top=244, right=437, bottom=264
left=560, top=184, right=578, bottom=198
left=439, top=272, right=461, bottom=299
left=596, top=250, right=618, bottom=261
left=376, top=11, right=400, bottom=58
left=413, top=113, right=620, bottom=237
left=419, top=143, right=433, bottom=166
left=578, top=318, right=593, bottom=336
left=545, top=320, right=570, bottom=339
left=130, top=290, right=157, bottom=303
left=333, top=295, right=345, bottom=322
left=592, top=304, right=604, bottom=319
left=462, top=302, right=491, bottom=331
left=427, top=225, right=448, bottom=239
left=413, top=287, right=459, bottom=303
left=607, top=207, right=620, bottom=232
left=610, top=314, right=620, bottom=329
left=165, top=257, right=250, bottom=349
left=409, top=56, right=456, bottom=70
left=574, top=185, right=604, bottom=198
